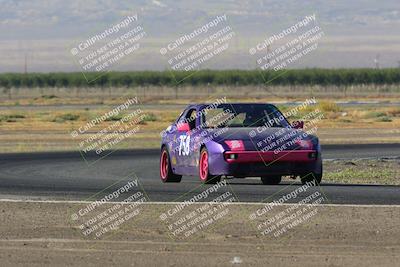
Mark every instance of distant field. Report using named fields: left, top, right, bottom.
left=0, top=71, right=399, bottom=153
left=1, top=84, right=400, bottom=105
left=0, top=95, right=399, bottom=153
left=1, top=69, right=400, bottom=89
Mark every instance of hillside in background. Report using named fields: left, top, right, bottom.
left=1, top=0, right=400, bottom=72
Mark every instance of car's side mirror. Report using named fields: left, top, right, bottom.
left=292, top=120, right=304, bottom=129
left=177, top=122, right=190, bottom=132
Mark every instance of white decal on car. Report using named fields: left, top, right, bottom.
left=179, top=135, right=191, bottom=156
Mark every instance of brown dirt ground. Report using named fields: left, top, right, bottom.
left=0, top=202, right=399, bottom=266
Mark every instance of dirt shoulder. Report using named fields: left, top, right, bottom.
left=0, top=201, right=399, bottom=266
left=322, top=158, right=400, bottom=185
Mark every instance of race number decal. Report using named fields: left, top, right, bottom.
left=179, top=135, right=191, bottom=156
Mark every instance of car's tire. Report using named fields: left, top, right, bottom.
left=301, top=172, right=322, bottom=185
left=199, top=147, right=221, bottom=184
left=261, top=175, right=282, bottom=185
left=160, top=147, right=182, bottom=183
left=300, top=165, right=323, bottom=185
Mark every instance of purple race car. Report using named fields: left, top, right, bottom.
left=160, top=103, right=322, bottom=185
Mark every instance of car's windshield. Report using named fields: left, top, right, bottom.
left=201, top=104, right=289, bottom=128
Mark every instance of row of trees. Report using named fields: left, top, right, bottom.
left=0, top=69, right=400, bottom=88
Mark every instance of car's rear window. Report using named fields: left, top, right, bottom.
left=201, top=104, right=289, bottom=128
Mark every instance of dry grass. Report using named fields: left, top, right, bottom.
left=0, top=93, right=399, bottom=152
left=323, top=158, right=400, bottom=185
left=1, top=85, right=400, bottom=106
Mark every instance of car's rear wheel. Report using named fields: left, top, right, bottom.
left=301, top=172, right=322, bottom=185
left=199, top=147, right=221, bottom=184
left=300, top=164, right=323, bottom=185
left=160, top=147, right=182, bottom=183
left=261, top=175, right=282, bottom=185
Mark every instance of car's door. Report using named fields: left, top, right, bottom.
left=175, top=107, right=196, bottom=173
left=186, top=106, right=204, bottom=174
left=164, top=108, right=187, bottom=174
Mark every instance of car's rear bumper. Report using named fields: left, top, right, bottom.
left=224, top=161, right=320, bottom=177
left=209, top=150, right=321, bottom=177
left=223, top=150, right=317, bottom=163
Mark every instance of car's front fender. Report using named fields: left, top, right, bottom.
left=203, top=140, right=227, bottom=175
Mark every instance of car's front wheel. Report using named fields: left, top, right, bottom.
left=199, top=147, right=221, bottom=184
left=261, top=175, right=282, bottom=185
left=160, top=147, right=182, bottom=183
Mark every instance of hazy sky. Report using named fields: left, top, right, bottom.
left=1, top=0, right=400, bottom=72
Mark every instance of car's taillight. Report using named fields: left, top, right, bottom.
left=224, top=140, right=245, bottom=151
left=295, top=139, right=313, bottom=149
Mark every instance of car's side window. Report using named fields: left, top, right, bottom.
left=184, top=109, right=197, bottom=130
left=175, top=107, right=197, bottom=130
left=176, top=109, right=188, bottom=124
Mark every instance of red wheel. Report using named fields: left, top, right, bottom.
left=199, top=147, right=221, bottom=184
left=160, top=150, right=168, bottom=180
left=160, top=147, right=182, bottom=183
left=199, top=150, right=208, bottom=182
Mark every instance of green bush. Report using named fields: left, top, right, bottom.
left=318, top=101, right=341, bottom=112
left=137, top=113, right=158, bottom=125
left=376, top=116, right=392, bottom=122
left=142, top=113, right=157, bottom=122
left=104, top=114, right=123, bottom=121
left=1, top=69, right=400, bottom=88
left=41, top=95, right=58, bottom=99
left=364, top=111, right=387, bottom=118
left=0, top=114, right=25, bottom=122
left=52, top=113, right=80, bottom=122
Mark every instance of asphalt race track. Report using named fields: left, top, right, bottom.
left=0, top=143, right=399, bottom=205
